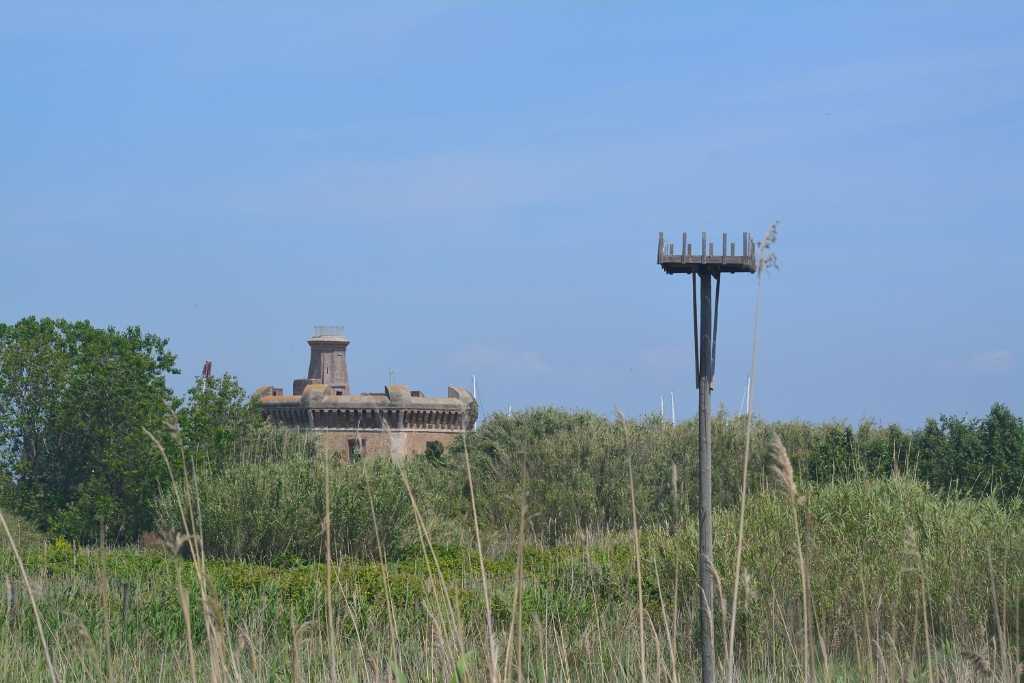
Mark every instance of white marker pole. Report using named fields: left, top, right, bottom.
left=470, top=375, right=478, bottom=430
left=661, top=395, right=665, bottom=419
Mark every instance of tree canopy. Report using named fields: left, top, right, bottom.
left=0, top=317, right=178, bottom=542
left=176, top=372, right=263, bottom=471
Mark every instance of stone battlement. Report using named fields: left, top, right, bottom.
left=256, top=328, right=477, bottom=460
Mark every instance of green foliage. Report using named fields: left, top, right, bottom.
left=758, top=405, right=1024, bottom=500
left=774, top=418, right=910, bottom=483
left=1, top=312, right=1020, bottom=569
left=153, top=439, right=413, bottom=563
left=4, top=478, right=1023, bottom=680
left=0, top=317, right=178, bottom=543
left=396, top=405, right=1024, bottom=546
left=4, top=314, right=1023, bottom=678
left=0, top=471, right=13, bottom=508
left=422, top=439, right=446, bottom=464
left=175, top=372, right=263, bottom=471
left=915, top=403, right=1024, bottom=498
left=467, top=407, right=610, bottom=460
left=418, top=409, right=769, bottom=543
left=709, top=477, right=1024, bottom=651
left=0, top=507, right=48, bottom=552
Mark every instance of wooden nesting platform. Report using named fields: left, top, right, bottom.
left=657, top=231, right=757, bottom=274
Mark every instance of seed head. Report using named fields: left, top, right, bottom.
left=963, top=651, right=992, bottom=676
left=769, top=433, right=798, bottom=500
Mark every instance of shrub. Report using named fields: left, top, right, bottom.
left=175, top=372, right=263, bottom=472
left=154, top=448, right=413, bottom=564
left=156, top=404, right=1024, bottom=559
left=422, top=409, right=776, bottom=543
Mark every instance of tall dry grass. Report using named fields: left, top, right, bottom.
left=4, top=465, right=1023, bottom=681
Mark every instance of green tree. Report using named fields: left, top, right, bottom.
left=913, top=403, right=1024, bottom=498
left=979, top=403, right=1024, bottom=496
left=0, top=317, right=178, bottom=543
left=176, top=372, right=262, bottom=471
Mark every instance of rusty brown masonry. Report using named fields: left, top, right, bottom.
left=255, top=327, right=477, bottom=460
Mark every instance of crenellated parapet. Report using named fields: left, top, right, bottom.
left=255, top=329, right=477, bottom=459
left=259, top=384, right=475, bottom=432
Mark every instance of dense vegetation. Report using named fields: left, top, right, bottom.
left=4, top=475, right=1022, bottom=680
left=0, top=317, right=179, bottom=543
left=2, top=318, right=1021, bottom=549
left=141, top=403, right=1024, bottom=565
left=153, top=430, right=412, bottom=564
left=2, top=316, right=1023, bottom=680
left=0, top=319, right=268, bottom=544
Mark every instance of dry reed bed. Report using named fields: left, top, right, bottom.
left=3, top=475, right=1022, bottom=681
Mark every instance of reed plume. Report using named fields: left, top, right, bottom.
left=770, top=433, right=811, bottom=682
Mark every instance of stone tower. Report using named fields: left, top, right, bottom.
left=293, top=326, right=350, bottom=396
left=257, top=327, right=478, bottom=460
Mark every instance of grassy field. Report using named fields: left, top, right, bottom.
left=3, top=468, right=1022, bottom=681
left=5, top=303, right=1023, bottom=679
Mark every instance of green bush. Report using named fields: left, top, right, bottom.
left=419, top=409, right=775, bottom=543
left=414, top=405, right=1024, bottom=546
left=175, top=372, right=264, bottom=472
left=154, top=447, right=413, bottom=563
left=658, top=476, right=1024, bottom=655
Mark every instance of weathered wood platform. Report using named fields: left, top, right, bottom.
left=657, top=231, right=756, bottom=274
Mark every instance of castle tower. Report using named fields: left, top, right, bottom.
left=293, top=326, right=350, bottom=396
left=258, top=327, right=478, bottom=460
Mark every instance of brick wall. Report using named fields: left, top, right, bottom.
left=317, top=430, right=461, bottom=461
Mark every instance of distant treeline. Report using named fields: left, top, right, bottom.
left=411, top=404, right=1024, bottom=548
left=1, top=316, right=1021, bottom=548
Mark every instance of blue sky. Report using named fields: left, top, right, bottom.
left=2, top=3, right=1022, bottom=426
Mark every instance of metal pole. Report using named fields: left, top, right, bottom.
left=656, top=230, right=756, bottom=683
left=698, top=271, right=715, bottom=683
left=692, top=273, right=700, bottom=389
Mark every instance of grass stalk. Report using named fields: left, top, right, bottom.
left=362, top=462, right=402, bottom=672
left=623, top=414, right=648, bottom=683
left=322, top=452, right=338, bottom=683
left=726, top=224, right=772, bottom=681
left=502, top=461, right=528, bottom=683
left=0, top=508, right=58, bottom=683
left=769, top=433, right=811, bottom=683
left=460, top=431, right=499, bottom=682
